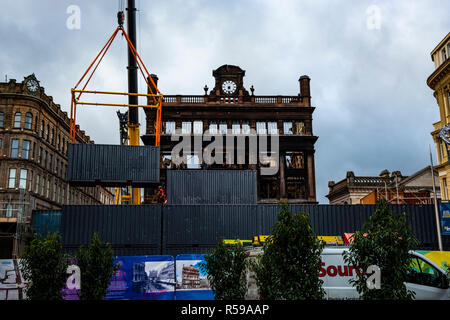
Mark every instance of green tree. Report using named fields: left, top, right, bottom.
left=252, top=202, right=325, bottom=300
left=21, top=232, right=69, bottom=300
left=343, top=201, right=419, bottom=300
left=75, top=233, right=119, bottom=300
left=200, top=240, right=249, bottom=300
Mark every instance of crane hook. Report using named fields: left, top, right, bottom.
left=117, top=11, right=125, bottom=27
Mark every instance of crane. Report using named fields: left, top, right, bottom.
left=69, top=0, right=162, bottom=205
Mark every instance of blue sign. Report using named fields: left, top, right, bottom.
left=106, top=255, right=175, bottom=300
left=439, top=201, right=450, bottom=236
left=175, top=254, right=214, bottom=300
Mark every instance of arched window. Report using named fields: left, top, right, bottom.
left=25, top=112, right=33, bottom=129
left=14, top=112, right=21, bottom=128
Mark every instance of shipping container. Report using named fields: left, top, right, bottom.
left=164, top=205, right=258, bottom=246
left=60, top=204, right=450, bottom=255
left=67, top=144, right=160, bottom=187
left=257, top=204, right=449, bottom=250
left=32, top=210, right=62, bottom=238
left=61, top=205, right=162, bottom=248
left=166, top=170, right=257, bottom=204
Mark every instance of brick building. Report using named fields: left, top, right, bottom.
left=0, top=74, right=115, bottom=258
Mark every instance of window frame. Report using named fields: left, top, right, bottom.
left=8, top=168, right=17, bottom=188
left=256, top=122, right=267, bottom=135
left=13, top=112, right=21, bottom=128
left=283, top=121, right=293, bottom=135
left=24, top=112, right=33, bottom=130
left=267, top=122, right=278, bottom=135
left=407, top=255, right=448, bottom=289
left=11, top=139, right=20, bottom=158
left=21, top=140, right=31, bottom=159
left=193, top=121, right=203, bottom=135
left=209, top=121, right=218, bottom=135
left=181, top=121, right=192, bottom=134
left=19, top=169, right=28, bottom=190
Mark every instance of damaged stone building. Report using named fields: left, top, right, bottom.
left=142, top=65, right=318, bottom=204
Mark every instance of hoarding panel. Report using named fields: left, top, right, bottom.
left=105, top=255, right=175, bottom=300
left=175, top=254, right=214, bottom=300
left=0, top=259, right=26, bottom=300
left=439, top=201, right=450, bottom=236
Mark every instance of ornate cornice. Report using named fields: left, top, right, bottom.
left=427, top=58, right=450, bottom=90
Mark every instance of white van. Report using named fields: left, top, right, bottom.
left=245, top=247, right=450, bottom=300
left=319, top=247, right=449, bottom=300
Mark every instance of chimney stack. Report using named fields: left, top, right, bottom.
left=299, top=75, right=311, bottom=106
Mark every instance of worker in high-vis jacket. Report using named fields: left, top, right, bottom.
left=154, top=186, right=167, bottom=204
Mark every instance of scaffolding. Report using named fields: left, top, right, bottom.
left=0, top=189, right=35, bottom=258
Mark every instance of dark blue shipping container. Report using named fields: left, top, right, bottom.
left=32, top=210, right=62, bottom=238
left=166, top=170, right=258, bottom=204
left=67, top=144, right=160, bottom=187
left=59, top=204, right=450, bottom=255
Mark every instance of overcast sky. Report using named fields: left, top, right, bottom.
left=1, top=0, right=449, bottom=203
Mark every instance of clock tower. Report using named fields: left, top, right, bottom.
left=210, top=64, right=249, bottom=97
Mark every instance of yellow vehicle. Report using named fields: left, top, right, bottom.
left=317, top=236, right=344, bottom=245
left=223, top=239, right=253, bottom=247
left=251, top=235, right=345, bottom=247
left=416, top=250, right=450, bottom=272
left=252, top=235, right=271, bottom=247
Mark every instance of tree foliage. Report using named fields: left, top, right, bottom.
left=252, top=202, right=325, bottom=300
left=200, top=240, right=249, bottom=300
left=343, top=201, right=419, bottom=300
left=75, top=232, right=119, bottom=300
left=21, top=232, right=69, bottom=300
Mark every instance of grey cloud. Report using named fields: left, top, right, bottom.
left=1, top=0, right=449, bottom=203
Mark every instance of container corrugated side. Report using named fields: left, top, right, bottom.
left=32, top=210, right=62, bottom=238
left=61, top=205, right=161, bottom=247
left=166, top=170, right=257, bottom=204
left=67, top=144, right=160, bottom=187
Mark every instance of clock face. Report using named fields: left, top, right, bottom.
left=222, top=80, right=237, bottom=94
left=26, top=79, right=39, bottom=93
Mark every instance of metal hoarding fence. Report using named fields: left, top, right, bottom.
left=164, top=205, right=258, bottom=246
left=0, top=259, right=26, bottom=300
left=166, top=170, right=258, bottom=204
left=105, top=255, right=176, bottom=300
left=57, top=204, right=450, bottom=255
left=66, top=144, right=160, bottom=187
left=32, top=210, right=62, bottom=239
left=60, top=205, right=162, bottom=250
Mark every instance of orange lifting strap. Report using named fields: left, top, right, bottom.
left=69, top=25, right=163, bottom=146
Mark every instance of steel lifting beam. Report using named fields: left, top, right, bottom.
left=69, top=11, right=162, bottom=205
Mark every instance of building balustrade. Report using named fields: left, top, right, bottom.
left=159, top=95, right=304, bottom=105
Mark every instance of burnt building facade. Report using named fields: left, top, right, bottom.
left=142, top=65, right=318, bottom=203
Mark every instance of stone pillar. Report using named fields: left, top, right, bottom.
left=279, top=153, right=287, bottom=200
left=306, top=150, right=316, bottom=202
